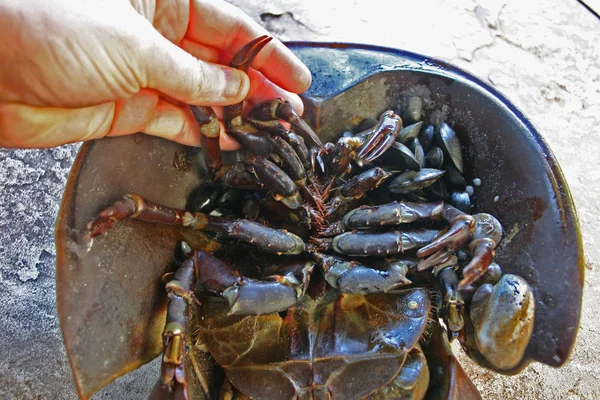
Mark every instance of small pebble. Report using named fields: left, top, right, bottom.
left=466, top=185, right=474, bottom=196
left=473, top=178, right=482, bottom=187
left=494, top=195, right=500, bottom=203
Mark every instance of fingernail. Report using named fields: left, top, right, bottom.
left=222, top=68, right=249, bottom=100
left=297, top=63, right=312, bottom=93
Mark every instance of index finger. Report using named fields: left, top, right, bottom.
left=186, top=0, right=312, bottom=94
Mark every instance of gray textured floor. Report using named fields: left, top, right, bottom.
left=1, top=0, right=599, bottom=399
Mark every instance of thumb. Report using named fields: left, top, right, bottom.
left=138, top=23, right=250, bottom=106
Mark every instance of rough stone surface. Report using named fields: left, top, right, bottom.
left=0, top=0, right=598, bottom=399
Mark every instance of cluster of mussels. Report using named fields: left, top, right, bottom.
left=87, top=36, right=536, bottom=399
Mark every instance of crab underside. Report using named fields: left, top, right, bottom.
left=56, top=39, right=584, bottom=400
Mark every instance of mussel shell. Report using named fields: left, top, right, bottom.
left=379, top=142, right=421, bottom=171
left=397, top=121, right=424, bottom=145
left=403, top=189, right=430, bottom=203
left=419, top=124, right=435, bottom=152
left=442, top=161, right=467, bottom=189
left=241, top=192, right=261, bottom=220
left=436, top=122, right=464, bottom=173
left=389, top=168, right=445, bottom=194
left=469, top=274, right=535, bottom=370
left=355, top=117, right=379, bottom=133
left=449, top=191, right=471, bottom=213
left=479, top=262, right=503, bottom=285
left=404, top=96, right=423, bottom=124
left=425, top=179, right=449, bottom=201
left=425, top=146, right=444, bottom=169
left=410, top=138, right=425, bottom=167
left=187, top=182, right=223, bottom=213
left=217, top=188, right=244, bottom=216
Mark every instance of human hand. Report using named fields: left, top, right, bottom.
left=0, top=0, right=311, bottom=149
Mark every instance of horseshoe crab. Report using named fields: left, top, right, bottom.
left=55, top=42, right=584, bottom=399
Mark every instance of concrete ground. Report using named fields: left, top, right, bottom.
left=0, top=0, right=598, bottom=399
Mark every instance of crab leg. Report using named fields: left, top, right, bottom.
left=321, top=200, right=444, bottom=237
left=251, top=157, right=303, bottom=210
left=325, top=167, right=392, bottom=218
left=326, top=136, right=359, bottom=177
left=87, top=194, right=305, bottom=255
left=219, top=35, right=276, bottom=155
left=189, top=35, right=273, bottom=178
left=270, top=135, right=306, bottom=183
left=195, top=250, right=305, bottom=316
left=438, top=266, right=465, bottom=333
left=150, top=250, right=196, bottom=400
left=224, top=35, right=273, bottom=125
left=190, top=105, right=221, bottom=178
left=281, top=130, right=312, bottom=171
left=317, top=228, right=440, bottom=257
left=415, top=204, right=476, bottom=257
left=457, top=237, right=496, bottom=290
left=248, top=98, right=325, bottom=151
left=355, top=110, right=403, bottom=165
left=315, top=253, right=412, bottom=294
left=250, top=122, right=313, bottom=172
left=417, top=210, right=502, bottom=289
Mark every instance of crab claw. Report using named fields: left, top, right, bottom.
left=248, top=98, right=325, bottom=151
left=355, top=110, right=403, bottom=165
left=87, top=194, right=142, bottom=238
left=457, top=213, right=503, bottom=289
left=416, top=213, right=475, bottom=258
left=225, top=35, right=273, bottom=127
left=229, top=35, right=273, bottom=71
left=417, top=248, right=456, bottom=272
left=457, top=238, right=496, bottom=290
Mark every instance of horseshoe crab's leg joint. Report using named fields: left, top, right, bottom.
left=416, top=204, right=476, bottom=258
left=87, top=195, right=305, bottom=255
left=223, top=35, right=273, bottom=127
left=248, top=98, right=325, bottom=151
left=270, top=135, right=306, bottom=182
left=355, top=110, right=403, bottom=165
left=263, top=260, right=315, bottom=297
left=216, top=162, right=262, bottom=190
left=341, top=201, right=445, bottom=232
left=457, top=238, right=496, bottom=291
left=194, top=251, right=303, bottom=316
left=251, top=157, right=303, bottom=210
left=326, top=136, right=358, bottom=177
left=191, top=105, right=221, bottom=178
left=204, top=218, right=305, bottom=255
left=457, top=213, right=503, bottom=290
left=325, top=167, right=393, bottom=217
left=417, top=248, right=456, bottom=272
left=339, top=167, right=392, bottom=199
left=150, top=251, right=197, bottom=400
left=315, top=253, right=412, bottom=294
left=438, top=266, right=465, bottom=333
left=330, top=229, right=440, bottom=257
left=283, top=131, right=312, bottom=171
left=87, top=194, right=193, bottom=239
